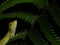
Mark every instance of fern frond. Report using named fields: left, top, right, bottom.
left=0, top=0, right=48, bottom=13
left=28, top=27, right=48, bottom=45
left=0, top=12, right=38, bottom=24
left=38, top=15, right=60, bottom=45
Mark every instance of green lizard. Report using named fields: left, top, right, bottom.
left=0, top=20, right=17, bottom=45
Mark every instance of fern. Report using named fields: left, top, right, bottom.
left=0, top=12, right=38, bottom=24
left=0, top=0, right=60, bottom=45
left=0, top=0, right=47, bottom=13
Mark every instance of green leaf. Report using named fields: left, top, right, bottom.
left=0, top=12, right=37, bottom=23
left=28, top=27, right=48, bottom=45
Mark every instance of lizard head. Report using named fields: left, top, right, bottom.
left=9, top=20, right=17, bottom=38
left=9, top=20, right=17, bottom=29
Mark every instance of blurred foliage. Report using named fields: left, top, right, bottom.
left=0, top=0, right=60, bottom=45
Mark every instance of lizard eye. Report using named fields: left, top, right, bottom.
left=9, top=22, right=13, bottom=28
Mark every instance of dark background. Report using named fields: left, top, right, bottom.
left=0, top=0, right=60, bottom=45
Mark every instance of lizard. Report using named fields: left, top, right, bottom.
left=0, top=20, right=17, bottom=45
